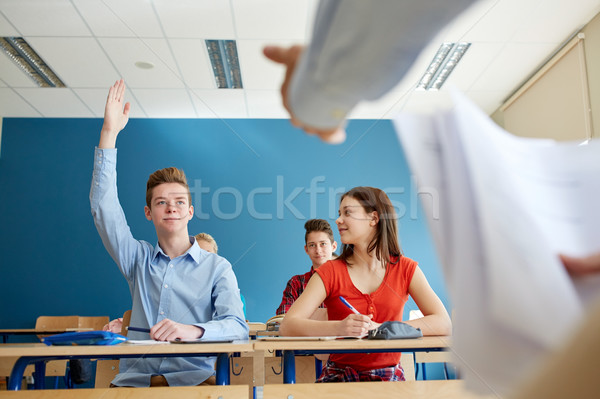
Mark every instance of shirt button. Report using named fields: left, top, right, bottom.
left=169, top=264, right=173, bottom=268
left=164, top=284, right=168, bottom=288
left=160, top=311, right=165, bottom=315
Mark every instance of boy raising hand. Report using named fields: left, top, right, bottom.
left=90, top=80, right=248, bottom=387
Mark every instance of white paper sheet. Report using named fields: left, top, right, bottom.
left=394, top=91, right=600, bottom=396
left=124, top=339, right=171, bottom=345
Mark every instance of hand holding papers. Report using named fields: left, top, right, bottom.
left=394, top=91, right=600, bottom=396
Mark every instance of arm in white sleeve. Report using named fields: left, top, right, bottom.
left=289, top=0, right=476, bottom=129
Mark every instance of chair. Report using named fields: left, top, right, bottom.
left=35, top=316, right=80, bottom=388
left=78, top=316, right=109, bottom=331
left=94, top=310, right=131, bottom=388
left=408, top=310, right=454, bottom=380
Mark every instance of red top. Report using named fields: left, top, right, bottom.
left=316, top=256, right=417, bottom=371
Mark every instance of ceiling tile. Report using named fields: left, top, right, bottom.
left=470, top=42, right=558, bottom=92
left=0, top=10, right=18, bottom=36
left=0, top=88, right=41, bottom=116
left=443, top=42, right=505, bottom=90
left=131, top=88, right=196, bottom=118
left=0, top=0, right=90, bottom=36
left=512, top=0, right=600, bottom=43
left=153, top=0, right=234, bottom=39
left=73, top=0, right=163, bottom=38
left=461, top=0, right=539, bottom=43
left=245, top=90, right=288, bottom=118
left=74, top=88, right=145, bottom=119
left=0, top=51, right=39, bottom=87
left=190, top=89, right=247, bottom=118
left=232, top=0, right=317, bottom=40
left=237, top=40, right=293, bottom=90
left=15, top=88, right=93, bottom=117
left=26, top=37, right=118, bottom=88
left=99, top=38, right=183, bottom=88
left=169, top=39, right=215, bottom=89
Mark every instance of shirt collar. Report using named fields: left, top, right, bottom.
left=151, top=236, right=200, bottom=263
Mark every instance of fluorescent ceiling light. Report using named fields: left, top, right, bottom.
left=205, top=40, right=243, bottom=89
left=416, top=42, right=470, bottom=91
left=0, top=37, right=65, bottom=88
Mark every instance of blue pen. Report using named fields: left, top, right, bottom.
left=126, top=326, right=151, bottom=333
left=339, top=296, right=361, bottom=315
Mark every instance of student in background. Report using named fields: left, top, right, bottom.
left=91, top=80, right=248, bottom=387
left=276, top=219, right=337, bottom=316
left=280, top=186, right=451, bottom=382
left=195, top=232, right=218, bottom=253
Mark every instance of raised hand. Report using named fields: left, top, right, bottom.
left=99, top=79, right=131, bottom=148
left=263, top=45, right=346, bottom=144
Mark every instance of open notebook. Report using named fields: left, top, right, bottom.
left=394, top=91, right=600, bottom=396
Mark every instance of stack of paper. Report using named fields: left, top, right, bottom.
left=394, top=92, right=600, bottom=396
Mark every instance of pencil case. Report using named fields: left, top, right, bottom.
left=41, top=331, right=127, bottom=346
left=367, top=321, right=422, bottom=340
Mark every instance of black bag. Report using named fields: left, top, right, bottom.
left=367, top=321, right=423, bottom=340
left=69, top=359, right=93, bottom=384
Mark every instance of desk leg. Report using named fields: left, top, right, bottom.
left=33, top=361, right=47, bottom=389
left=8, top=357, right=33, bottom=391
left=314, top=357, right=323, bottom=380
left=215, top=353, right=230, bottom=385
left=282, top=350, right=296, bottom=384
left=252, top=349, right=265, bottom=386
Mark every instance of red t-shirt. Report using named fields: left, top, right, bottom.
left=316, top=256, right=417, bottom=371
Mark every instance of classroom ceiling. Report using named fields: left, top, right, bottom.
left=0, top=0, right=599, bottom=120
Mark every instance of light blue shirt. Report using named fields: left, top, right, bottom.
left=90, top=147, right=248, bottom=387
left=289, top=0, right=475, bottom=129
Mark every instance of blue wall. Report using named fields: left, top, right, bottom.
left=0, top=117, right=447, bottom=326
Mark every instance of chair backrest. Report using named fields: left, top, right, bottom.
left=79, top=316, right=110, bottom=331
left=35, top=315, right=79, bottom=335
left=120, top=310, right=132, bottom=336
left=34, top=316, right=79, bottom=378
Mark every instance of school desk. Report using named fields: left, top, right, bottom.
left=0, top=340, right=252, bottom=390
left=253, top=335, right=451, bottom=384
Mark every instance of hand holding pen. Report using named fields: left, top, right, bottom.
left=338, top=296, right=373, bottom=336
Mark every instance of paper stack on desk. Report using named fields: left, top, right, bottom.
left=394, top=91, right=600, bottom=397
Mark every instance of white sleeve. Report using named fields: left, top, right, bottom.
left=288, top=0, right=476, bottom=129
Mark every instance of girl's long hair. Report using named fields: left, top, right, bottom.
left=338, top=186, right=402, bottom=268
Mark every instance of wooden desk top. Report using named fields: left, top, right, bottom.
left=253, top=335, right=451, bottom=351
left=247, top=323, right=267, bottom=336
left=0, top=385, right=249, bottom=399
left=262, top=380, right=494, bottom=399
left=0, top=340, right=253, bottom=357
